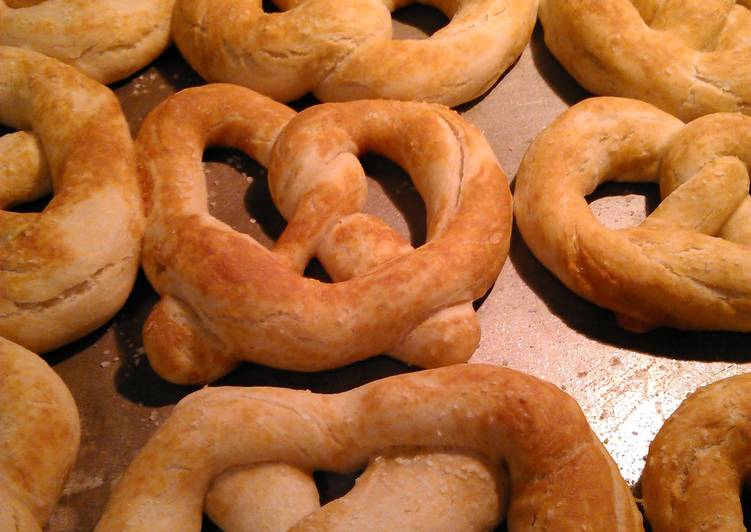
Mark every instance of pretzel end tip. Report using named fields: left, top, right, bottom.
left=143, top=297, right=238, bottom=385
left=392, top=305, right=480, bottom=367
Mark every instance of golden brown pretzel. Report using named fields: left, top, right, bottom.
left=641, top=373, right=751, bottom=531
left=0, top=337, right=80, bottom=531
left=171, top=0, right=538, bottom=106
left=514, top=97, right=751, bottom=332
left=0, top=0, right=174, bottom=84
left=95, top=364, right=643, bottom=531
left=538, top=0, right=751, bottom=121
left=138, top=84, right=511, bottom=384
left=0, top=47, right=143, bottom=352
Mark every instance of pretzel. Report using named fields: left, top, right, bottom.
left=538, top=0, right=751, bottom=121
left=95, top=364, right=643, bottom=531
left=0, top=337, right=80, bottom=531
left=171, top=0, right=538, bottom=107
left=138, top=84, right=511, bottom=384
left=0, top=0, right=174, bottom=83
left=641, top=372, right=751, bottom=531
left=0, top=47, right=143, bottom=352
left=514, top=97, right=751, bottom=332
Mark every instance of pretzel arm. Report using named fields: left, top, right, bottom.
left=0, top=131, right=50, bottom=209
left=640, top=156, right=749, bottom=235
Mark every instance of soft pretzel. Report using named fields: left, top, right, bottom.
left=641, top=372, right=751, bottom=531
left=95, top=364, right=643, bottom=531
left=0, top=337, right=80, bottom=531
left=0, top=0, right=174, bottom=84
left=514, top=97, right=751, bottom=332
left=138, top=84, right=511, bottom=384
left=0, top=47, right=143, bottom=352
left=171, top=0, right=538, bottom=106
left=538, top=0, right=751, bottom=121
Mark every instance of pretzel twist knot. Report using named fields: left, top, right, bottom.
left=515, top=97, right=751, bottom=332
left=0, top=337, right=80, bottom=531
left=539, top=0, right=751, bottom=121
left=95, top=364, right=643, bottom=531
left=0, top=47, right=143, bottom=352
left=172, top=0, right=538, bottom=106
left=642, top=372, right=751, bottom=531
left=138, top=84, right=511, bottom=384
left=0, top=0, right=174, bottom=84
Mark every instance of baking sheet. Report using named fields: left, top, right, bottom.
left=38, top=14, right=750, bottom=531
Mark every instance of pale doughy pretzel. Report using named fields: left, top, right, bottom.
left=138, top=84, right=511, bottom=384
left=204, top=451, right=507, bottom=531
left=0, top=337, right=80, bottom=531
left=95, top=364, right=643, bottom=531
left=171, top=0, right=538, bottom=106
left=641, top=373, right=751, bottom=531
left=515, top=97, right=751, bottom=332
left=0, top=47, right=143, bottom=352
left=538, top=0, right=751, bottom=121
left=0, top=0, right=174, bottom=84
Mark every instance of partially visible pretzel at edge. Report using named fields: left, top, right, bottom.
left=0, top=337, right=80, bottom=532
left=138, top=84, right=511, bottom=384
left=0, top=47, right=144, bottom=352
left=95, top=364, right=644, bottom=531
left=515, top=97, right=751, bottom=332
left=0, top=0, right=175, bottom=84
left=171, top=0, right=538, bottom=107
left=641, top=372, right=751, bottom=531
left=538, top=0, right=751, bottom=121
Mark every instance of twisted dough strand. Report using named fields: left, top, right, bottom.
left=0, top=46, right=143, bottom=352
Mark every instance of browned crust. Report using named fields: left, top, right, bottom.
left=138, top=85, right=511, bottom=384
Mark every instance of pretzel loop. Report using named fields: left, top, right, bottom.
left=95, top=365, right=643, bottom=531
left=172, top=0, right=538, bottom=106
left=140, top=85, right=511, bottom=384
left=0, top=46, right=143, bottom=352
left=268, top=102, right=493, bottom=365
left=514, top=97, right=751, bottom=332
